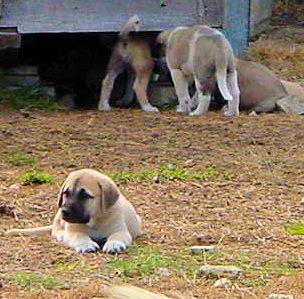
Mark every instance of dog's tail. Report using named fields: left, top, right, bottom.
left=213, top=37, right=233, bottom=102
left=215, top=57, right=233, bottom=102
left=103, top=285, right=172, bottom=299
left=119, top=15, right=141, bottom=44
left=7, top=225, right=52, bottom=235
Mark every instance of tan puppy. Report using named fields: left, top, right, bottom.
left=103, top=285, right=172, bottom=299
left=7, top=169, right=142, bottom=254
left=236, top=59, right=287, bottom=112
left=281, top=80, right=304, bottom=99
left=191, top=59, right=289, bottom=113
left=158, top=26, right=240, bottom=117
left=98, top=15, right=159, bottom=113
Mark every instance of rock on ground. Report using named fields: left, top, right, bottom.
left=213, top=278, right=232, bottom=288
left=197, top=265, right=242, bottom=278
left=190, top=246, right=218, bottom=254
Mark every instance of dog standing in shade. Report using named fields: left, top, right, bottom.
left=98, top=15, right=159, bottom=113
left=7, top=169, right=142, bottom=254
left=158, top=25, right=240, bottom=117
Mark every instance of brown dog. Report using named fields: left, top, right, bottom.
left=235, top=59, right=287, bottom=112
left=190, top=59, right=290, bottom=113
left=157, top=26, right=240, bottom=117
left=98, top=15, right=159, bottom=113
left=7, top=169, right=142, bottom=254
left=281, top=80, right=304, bottom=99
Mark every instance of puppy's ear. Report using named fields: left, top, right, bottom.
left=57, top=182, right=66, bottom=208
left=157, top=30, right=171, bottom=45
left=98, top=178, right=120, bottom=213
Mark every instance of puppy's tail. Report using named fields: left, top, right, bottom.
left=119, top=15, right=141, bottom=43
left=215, top=54, right=233, bottom=102
left=7, top=225, right=52, bottom=235
left=103, top=285, right=172, bottom=299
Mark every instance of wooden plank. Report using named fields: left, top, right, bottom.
left=199, top=0, right=226, bottom=27
left=223, top=0, right=250, bottom=57
left=0, top=0, right=225, bottom=33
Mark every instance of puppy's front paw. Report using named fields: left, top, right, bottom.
left=176, top=104, right=188, bottom=113
left=55, top=232, right=65, bottom=243
left=98, top=102, right=111, bottom=112
left=102, top=240, right=127, bottom=254
left=189, top=110, right=203, bottom=116
left=142, top=105, right=159, bottom=113
left=74, top=240, right=100, bottom=253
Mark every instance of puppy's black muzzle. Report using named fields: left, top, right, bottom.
left=61, top=205, right=90, bottom=224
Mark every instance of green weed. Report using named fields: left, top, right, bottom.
left=20, top=170, right=54, bottom=186
left=109, top=164, right=228, bottom=183
left=8, top=153, right=37, bottom=166
left=0, top=86, right=59, bottom=111
left=8, top=272, right=63, bottom=290
left=287, top=219, right=304, bottom=235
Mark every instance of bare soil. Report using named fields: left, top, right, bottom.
left=1, top=108, right=304, bottom=299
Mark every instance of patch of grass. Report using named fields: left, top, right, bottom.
left=20, top=170, right=54, bottom=186
left=8, top=272, right=63, bottom=290
left=287, top=218, right=304, bottom=235
left=8, top=153, right=37, bottom=166
left=107, top=246, right=178, bottom=277
left=106, top=246, right=199, bottom=278
left=0, top=86, right=60, bottom=111
left=53, top=261, right=80, bottom=272
left=255, top=262, right=303, bottom=276
left=242, top=277, right=270, bottom=287
left=109, top=164, right=229, bottom=183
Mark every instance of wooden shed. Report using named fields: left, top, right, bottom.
left=0, top=0, right=273, bottom=57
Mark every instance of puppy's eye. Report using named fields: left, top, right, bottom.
left=63, top=188, right=71, bottom=197
left=78, top=188, right=94, bottom=200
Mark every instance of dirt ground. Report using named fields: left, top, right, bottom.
left=1, top=12, right=304, bottom=299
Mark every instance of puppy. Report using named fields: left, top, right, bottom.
left=103, top=285, right=172, bottom=299
left=157, top=25, right=240, bottom=117
left=98, top=15, right=159, bottom=113
left=7, top=169, right=142, bottom=254
left=191, top=59, right=288, bottom=113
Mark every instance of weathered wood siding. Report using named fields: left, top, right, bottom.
left=0, top=0, right=252, bottom=56
left=0, top=0, right=225, bottom=33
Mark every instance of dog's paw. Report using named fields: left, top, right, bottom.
left=189, top=110, right=203, bottom=116
left=55, top=232, right=65, bottom=243
left=102, top=240, right=127, bottom=254
left=142, top=105, right=159, bottom=113
left=223, top=110, right=239, bottom=117
left=176, top=104, right=188, bottom=113
left=98, top=102, right=111, bottom=112
left=74, top=240, right=100, bottom=253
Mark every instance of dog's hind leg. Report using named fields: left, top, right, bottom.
left=117, top=66, right=136, bottom=108
left=189, top=79, right=211, bottom=116
left=133, top=64, right=159, bottom=113
left=224, top=70, right=240, bottom=117
left=170, top=69, right=191, bottom=113
left=98, top=62, right=124, bottom=111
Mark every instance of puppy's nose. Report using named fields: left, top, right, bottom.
left=61, top=207, right=71, bottom=218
